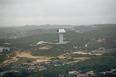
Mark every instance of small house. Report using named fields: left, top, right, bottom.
left=69, top=71, right=79, bottom=75
left=0, top=47, right=4, bottom=52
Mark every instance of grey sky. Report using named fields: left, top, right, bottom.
left=0, top=0, right=116, bottom=26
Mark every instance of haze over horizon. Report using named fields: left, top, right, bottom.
left=0, top=0, right=116, bottom=26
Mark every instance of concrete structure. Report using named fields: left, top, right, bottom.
left=57, top=29, right=66, bottom=44
left=37, top=41, right=52, bottom=45
left=69, top=71, right=79, bottom=75
left=36, top=29, right=68, bottom=45
left=86, top=71, right=94, bottom=76
left=0, top=47, right=11, bottom=52
left=37, top=41, right=49, bottom=44
left=0, top=47, right=4, bottom=52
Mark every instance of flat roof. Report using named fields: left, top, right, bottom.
left=57, top=29, right=66, bottom=33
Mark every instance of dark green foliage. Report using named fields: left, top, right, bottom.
left=11, top=57, right=36, bottom=65
left=0, top=53, right=8, bottom=64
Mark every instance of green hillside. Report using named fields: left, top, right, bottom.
left=0, top=25, right=116, bottom=77
left=0, top=25, right=116, bottom=56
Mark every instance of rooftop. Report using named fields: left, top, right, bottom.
left=57, top=29, right=66, bottom=33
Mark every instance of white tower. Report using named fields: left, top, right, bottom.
left=57, top=29, right=66, bottom=44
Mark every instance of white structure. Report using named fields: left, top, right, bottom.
left=85, top=44, right=88, bottom=47
left=37, top=41, right=48, bottom=44
left=57, top=29, right=66, bottom=44
left=37, top=29, right=68, bottom=45
left=0, top=47, right=10, bottom=52
left=0, top=47, right=4, bottom=52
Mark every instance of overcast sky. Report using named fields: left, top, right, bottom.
left=0, top=0, right=116, bottom=26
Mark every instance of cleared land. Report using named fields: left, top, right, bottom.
left=0, top=50, right=100, bottom=66
left=72, top=51, right=101, bottom=55
left=39, top=45, right=52, bottom=50
left=16, top=52, right=53, bottom=63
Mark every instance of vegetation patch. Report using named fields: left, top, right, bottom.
left=3, top=43, right=11, bottom=45
left=2, top=57, right=19, bottom=65
left=72, top=51, right=92, bottom=55
left=39, top=45, right=52, bottom=50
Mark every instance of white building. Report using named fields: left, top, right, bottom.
left=0, top=47, right=10, bottom=52
left=0, top=47, right=4, bottom=52
left=57, top=29, right=67, bottom=44
left=37, top=41, right=48, bottom=45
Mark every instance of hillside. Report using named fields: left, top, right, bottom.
left=0, top=25, right=116, bottom=54
left=0, top=24, right=116, bottom=77
left=0, top=24, right=115, bottom=39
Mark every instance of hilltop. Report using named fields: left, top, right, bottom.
left=0, top=24, right=115, bottom=38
